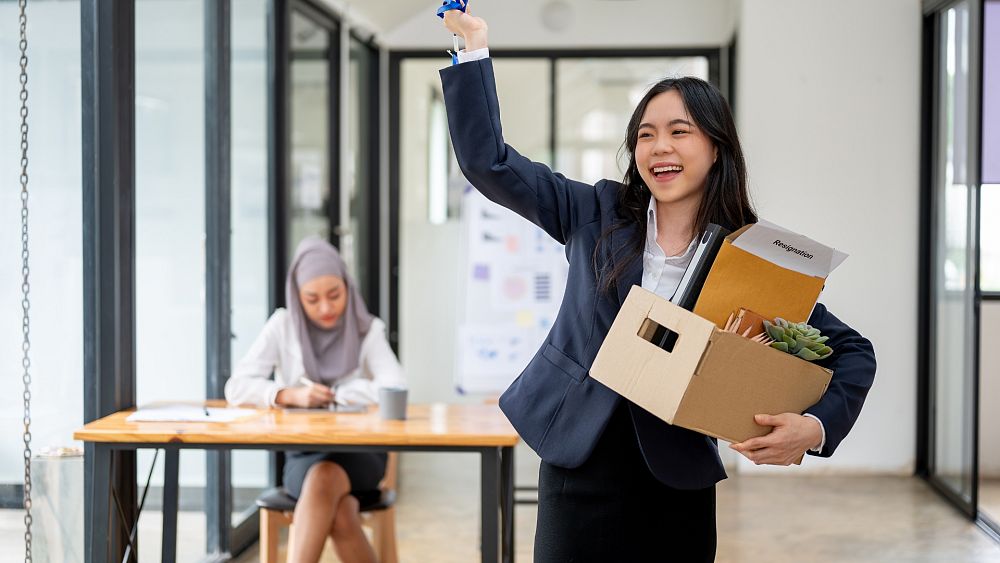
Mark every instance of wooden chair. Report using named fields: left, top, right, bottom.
left=257, top=452, right=399, bottom=563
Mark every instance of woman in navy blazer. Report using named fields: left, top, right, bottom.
left=441, top=7, right=876, bottom=562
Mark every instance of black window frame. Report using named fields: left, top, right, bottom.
left=80, top=0, right=384, bottom=558
left=917, top=0, right=989, bottom=538
left=347, top=31, right=382, bottom=310
left=82, top=2, right=138, bottom=560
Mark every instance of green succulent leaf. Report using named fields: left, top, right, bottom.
left=797, top=336, right=821, bottom=351
left=804, top=339, right=826, bottom=351
left=796, top=347, right=821, bottom=361
left=766, top=324, right=784, bottom=342
left=762, top=317, right=834, bottom=362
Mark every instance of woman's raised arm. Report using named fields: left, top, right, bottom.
left=438, top=12, right=602, bottom=245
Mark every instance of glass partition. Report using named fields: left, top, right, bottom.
left=929, top=0, right=978, bottom=513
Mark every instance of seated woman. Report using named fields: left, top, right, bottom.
left=225, top=236, right=405, bottom=563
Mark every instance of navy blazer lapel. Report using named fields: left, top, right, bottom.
left=612, top=222, right=643, bottom=305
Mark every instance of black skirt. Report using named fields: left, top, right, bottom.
left=282, top=451, right=387, bottom=500
left=534, top=403, right=717, bottom=563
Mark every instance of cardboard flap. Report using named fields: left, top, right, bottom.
left=591, top=286, right=716, bottom=423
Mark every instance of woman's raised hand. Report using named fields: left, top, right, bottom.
left=442, top=1, right=488, bottom=51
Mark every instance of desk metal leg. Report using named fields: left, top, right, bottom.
left=480, top=447, right=499, bottom=563
left=500, top=446, right=514, bottom=563
left=162, top=448, right=180, bottom=563
left=85, top=443, right=111, bottom=563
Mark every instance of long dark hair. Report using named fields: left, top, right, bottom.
left=594, top=76, right=756, bottom=294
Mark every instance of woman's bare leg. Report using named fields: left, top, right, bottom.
left=329, top=494, right=377, bottom=563
left=287, top=462, right=351, bottom=563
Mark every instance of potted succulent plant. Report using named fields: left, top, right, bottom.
left=756, top=318, right=833, bottom=361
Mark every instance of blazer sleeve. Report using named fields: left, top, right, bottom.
left=439, top=58, right=601, bottom=245
left=802, top=303, right=877, bottom=457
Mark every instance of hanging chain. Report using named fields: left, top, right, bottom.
left=18, top=0, right=33, bottom=561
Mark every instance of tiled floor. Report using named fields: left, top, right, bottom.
left=981, top=478, right=1000, bottom=527
left=4, top=454, right=1000, bottom=562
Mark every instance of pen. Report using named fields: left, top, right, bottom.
left=298, top=377, right=342, bottom=409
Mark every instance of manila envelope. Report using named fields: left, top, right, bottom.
left=692, top=221, right=847, bottom=329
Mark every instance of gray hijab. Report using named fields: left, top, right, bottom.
left=286, top=236, right=374, bottom=385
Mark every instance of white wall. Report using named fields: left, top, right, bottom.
left=398, top=59, right=465, bottom=406
left=384, top=0, right=738, bottom=49
left=734, top=0, right=922, bottom=474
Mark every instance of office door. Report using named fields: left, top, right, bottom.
left=923, top=0, right=983, bottom=516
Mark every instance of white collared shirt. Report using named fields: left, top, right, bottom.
left=640, top=197, right=699, bottom=299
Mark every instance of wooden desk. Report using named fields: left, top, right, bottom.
left=75, top=402, right=519, bottom=563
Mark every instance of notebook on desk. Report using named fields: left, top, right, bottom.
left=281, top=403, right=369, bottom=414
left=126, top=404, right=257, bottom=423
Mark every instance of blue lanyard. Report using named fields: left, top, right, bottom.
left=436, top=0, right=470, bottom=66
left=436, top=0, right=468, bottom=19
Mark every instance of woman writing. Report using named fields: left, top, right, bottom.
left=440, top=6, right=876, bottom=562
left=226, top=236, right=405, bottom=563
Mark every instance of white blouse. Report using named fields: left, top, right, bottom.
left=224, top=308, right=406, bottom=408
left=641, top=197, right=698, bottom=298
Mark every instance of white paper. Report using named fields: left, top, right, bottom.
left=126, top=404, right=258, bottom=423
left=732, top=219, right=848, bottom=278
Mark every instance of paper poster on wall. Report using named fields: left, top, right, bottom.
left=455, top=186, right=569, bottom=394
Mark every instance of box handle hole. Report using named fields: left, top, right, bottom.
left=638, top=318, right=679, bottom=353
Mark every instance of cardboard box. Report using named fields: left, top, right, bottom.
left=692, top=221, right=846, bottom=329
left=590, top=286, right=832, bottom=444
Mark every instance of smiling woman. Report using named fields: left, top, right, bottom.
left=438, top=5, right=877, bottom=562
left=600, top=74, right=752, bottom=295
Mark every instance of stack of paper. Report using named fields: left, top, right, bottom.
left=126, top=404, right=257, bottom=423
